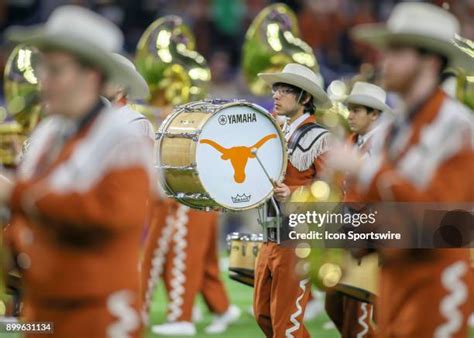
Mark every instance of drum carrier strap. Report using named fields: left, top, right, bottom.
left=288, top=122, right=329, bottom=156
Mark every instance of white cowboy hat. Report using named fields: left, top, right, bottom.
left=111, top=53, right=150, bottom=100
left=345, top=81, right=391, bottom=113
left=351, top=2, right=471, bottom=68
left=6, top=5, right=127, bottom=84
left=258, top=63, right=331, bottom=109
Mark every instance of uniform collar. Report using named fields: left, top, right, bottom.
left=286, top=113, right=314, bottom=140
left=357, top=121, right=381, bottom=147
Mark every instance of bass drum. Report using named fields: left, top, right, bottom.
left=156, top=99, right=287, bottom=211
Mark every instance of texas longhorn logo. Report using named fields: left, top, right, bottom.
left=200, top=134, right=277, bottom=183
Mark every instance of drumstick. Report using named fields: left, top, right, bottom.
left=251, top=148, right=277, bottom=188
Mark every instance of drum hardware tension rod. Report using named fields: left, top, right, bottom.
left=251, top=148, right=276, bottom=188
left=176, top=192, right=211, bottom=200
left=156, top=164, right=196, bottom=171
left=158, top=132, right=200, bottom=139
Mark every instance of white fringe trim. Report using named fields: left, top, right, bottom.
left=289, top=130, right=330, bottom=171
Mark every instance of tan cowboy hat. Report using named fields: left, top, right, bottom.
left=111, top=53, right=150, bottom=100
left=258, top=63, right=331, bottom=109
left=351, top=2, right=471, bottom=68
left=345, top=81, right=392, bottom=113
left=6, top=5, right=127, bottom=84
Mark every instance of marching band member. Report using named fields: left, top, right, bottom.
left=327, top=3, right=474, bottom=337
left=325, top=81, right=391, bottom=338
left=344, top=82, right=391, bottom=160
left=103, top=53, right=154, bottom=140
left=147, top=208, right=240, bottom=336
left=101, top=50, right=238, bottom=337
left=0, top=6, right=154, bottom=338
left=254, top=63, right=332, bottom=338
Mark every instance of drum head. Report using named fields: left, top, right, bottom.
left=196, top=103, right=286, bottom=210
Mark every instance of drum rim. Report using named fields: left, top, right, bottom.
left=155, top=104, right=186, bottom=201
left=156, top=99, right=288, bottom=211
left=229, top=271, right=254, bottom=287
left=227, top=232, right=264, bottom=242
left=333, top=283, right=376, bottom=303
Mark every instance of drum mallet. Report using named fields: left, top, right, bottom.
left=251, top=147, right=282, bottom=242
left=251, top=148, right=276, bottom=188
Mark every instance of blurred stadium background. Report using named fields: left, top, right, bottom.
left=1, top=0, right=473, bottom=106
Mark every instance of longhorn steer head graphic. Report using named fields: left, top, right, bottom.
left=200, top=134, right=277, bottom=183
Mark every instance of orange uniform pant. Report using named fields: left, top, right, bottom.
left=142, top=201, right=229, bottom=323
left=376, top=249, right=474, bottom=338
left=325, top=291, right=375, bottom=338
left=141, top=198, right=173, bottom=320
left=254, top=242, right=311, bottom=338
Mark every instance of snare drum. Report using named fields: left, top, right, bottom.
left=333, top=253, right=380, bottom=303
left=227, top=232, right=263, bottom=279
left=156, top=99, right=287, bottom=210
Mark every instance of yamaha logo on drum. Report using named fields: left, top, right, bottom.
left=231, top=194, right=251, bottom=204
left=220, top=112, right=257, bottom=126
left=218, top=115, right=228, bottom=125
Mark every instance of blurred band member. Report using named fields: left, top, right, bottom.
left=345, top=82, right=390, bottom=157
left=138, top=61, right=239, bottom=338
left=327, top=3, right=474, bottom=337
left=0, top=6, right=154, bottom=338
left=325, top=81, right=391, bottom=338
left=103, top=53, right=154, bottom=140
left=254, top=63, right=332, bottom=338
left=145, top=206, right=240, bottom=336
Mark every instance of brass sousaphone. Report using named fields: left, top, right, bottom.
left=451, top=35, right=474, bottom=110
left=242, top=3, right=322, bottom=96
left=1, top=44, right=41, bottom=167
left=135, top=15, right=211, bottom=110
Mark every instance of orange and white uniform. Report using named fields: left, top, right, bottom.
left=5, top=102, right=154, bottom=338
left=355, top=89, right=474, bottom=337
left=324, top=127, right=384, bottom=338
left=254, top=113, right=330, bottom=338
left=116, top=104, right=155, bottom=141
left=141, top=203, right=231, bottom=324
